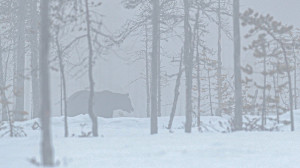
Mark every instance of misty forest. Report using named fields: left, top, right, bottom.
left=0, top=0, right=299, bottom=167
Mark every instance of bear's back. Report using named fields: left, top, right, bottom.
left=67, top=90, right=132, bottom=118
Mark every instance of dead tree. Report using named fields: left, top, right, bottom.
left=168, top=49, right=183, bottom=130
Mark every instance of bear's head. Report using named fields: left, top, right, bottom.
left=119, top=93, right=134, bottom=113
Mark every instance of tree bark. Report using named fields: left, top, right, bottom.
left=157, top=12, right=161, bottom=117
left=183, top=0, right=193, bottom=133
left=30, top=0, right=40, bottom=119
left=281, top=46, right=294, bottom=131
left=293, top=40, right=297, bottom=110
left=194, top=5, right=201, bottom=128
left=233, top=0, right=243, bottom=130
left=0, top=37, right=8, bottom=121
left=145, top=24, right=150, bottom=118
left=168, top=50, right=183, bottom=130
left=207, top=68, right=213, bottom=116
left=85, top=0, right=98, bottom=137
left=39, top=0, right=54, bottom=165
left=196, top=43, right=201, bottom=128
left=273, top=73, right=280, bottom=124
left=262, top=46, right=267, bottom=130
left=15, top=0, right=26, bottom=118
left=216, top=0, right=223, bottom=116
left=55, top=30, right=69, bottom=137
left=150, top=0, right=159, bottom=134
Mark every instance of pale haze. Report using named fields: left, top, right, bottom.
left=0, top=0, right=299, bottom=167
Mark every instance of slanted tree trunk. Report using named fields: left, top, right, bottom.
left=85, top=0, right=98, bottom=137
left=39, top=0, right=54, bottom=165
left=183, top=0, right=193, bottom=133
left=216, top=0, right=223, bottom=116
left=30, top=0, right=40, bottom=119
left=266, top=31, right=294, bottom=131
left=168, top=50, right=183, bottom=130
left=15, top=0, right=26, bottom=118
left=281, top=46, right=294, bottom=131
left=233, top=0, right=243, bottom=130
left=150, top=0, right=159, bottom=134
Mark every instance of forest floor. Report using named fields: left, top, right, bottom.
left=0, top=111, right=299, bottom=168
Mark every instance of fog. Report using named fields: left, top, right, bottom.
left=0, top=0, right=299, bottom=167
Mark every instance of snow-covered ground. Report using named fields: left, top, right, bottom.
left=0, top=111, right=299, bottom=168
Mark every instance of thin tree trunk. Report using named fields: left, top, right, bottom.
left=293, top=41, right=297, bottom=109
left=39, top=0, right=54, bottom=165
left=233, top=0, right=243, bottom=130
left=150, top=0, right=159, bottom=134
left=263, top=28, right=294, bottom=131
left=15, top=0, right=26, bottom=118
left=0, top=37, right=8, bottom=121
left=262, top=48, right=267, bottom=130
left=270, top=38, right=294, bottom=131
left=216, top=0, right=223, bottom=116
left=273, top=73, right=279, bottom=124
left=0, top=39, right=12, bottom=131
left=60, top=74, right=63, bottom=116
left=184, top=0, right=193, bottom=133
left=168, top=50, right=183, bottom=130
left=55, top=30, right=69, bottom=137
left=207, top=68, right=213, bottom=116
left=157, top=16, right=161, bottom=117
left=196, top=29, right=201, bottom=128
left=85, top=0, right=98, bottom=137
left=30, top=0, right=40, bottom=119
left=0, top=37, right=2, bottom=119
left=281, top=46, right=294, bottom=131
left=193, top=5, right=201, bottom=127
left=145, top=24, right=150, bottom=118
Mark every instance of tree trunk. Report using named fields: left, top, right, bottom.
left=262, top=48, right=267, bottom=130
left=233, top=0, right=243, bottom=130
left=39, top=0, right=54, bottom=165
left=216, top=0, right=223, bottom=116
left=85, top=0, right=98, bottom=137
left=15, top=0, right=26, bottom=119
left=281, top=45, right=294, bottom=131
left=207, top=68, right=213, bottom=116
left=168, top=50, right=183, bottom=130
left=55, top=30, right=69, bottom=137
left=0, top=37, right=8, bottom=121
left=194, top=5, right=201, bottom=128
left=184, top=0, right=193, bottom=133
left=273, top=73, right=279, bottom=124
left=293, top=41, right=297, bottom=110
left=196, top=32, right=201, bottom=128
left=30, top=0, right=40, bottom=119
left=157, top=13, right=161, bottom=117
left=150, top=0, right=159, bottom=134
left=145, top=24, right=150, bottom=118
